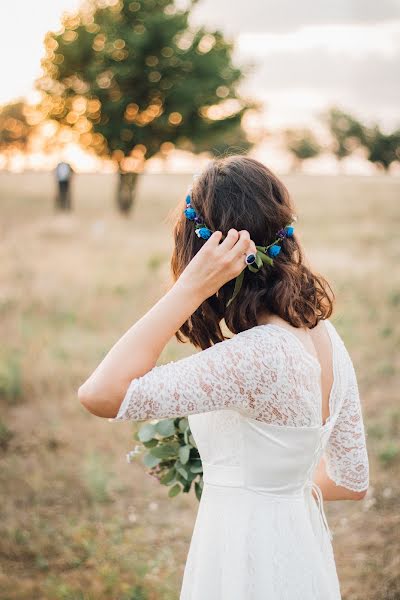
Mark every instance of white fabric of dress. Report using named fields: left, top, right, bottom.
left=112, top=319, right=369, bottom=600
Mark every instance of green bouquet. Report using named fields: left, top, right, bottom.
left=127, top=417, right=203, bottom=501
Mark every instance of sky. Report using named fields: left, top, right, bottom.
left=190, top=0, right=400, bottom=131
left=0, top=0, right=399, bottom=171
left=0, top=0, right=81, bottom=104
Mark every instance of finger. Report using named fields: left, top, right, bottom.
left=205, top=230, right=223, bottom=247
left=226, top=230, right=254, bottom=260
left=218, top=228, right=240, bottom=252
left=245, top=232, right=257, bottom=256
left=248, top=238, right=257, bottom=255
left=229, top=229, right=250, bottom=258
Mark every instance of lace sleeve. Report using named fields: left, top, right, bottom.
left=110, top=331, right=283, bottom=422
left=324, top=352, right=370, bottom=492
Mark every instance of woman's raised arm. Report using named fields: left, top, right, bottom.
left=78, top=229, right=256, bottom=418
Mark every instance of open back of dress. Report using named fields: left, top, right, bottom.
left=112, top=319, right=369, bottom=600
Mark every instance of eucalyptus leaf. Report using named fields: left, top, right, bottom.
left=138, top=423, right=156, bottom=442
left=177, top=465, right=189, bottom=479
left=195, top=481, right=203, bottom=501
left=175, top=474, right=185, bottom=486
left=155, top=419, right=176, bottom=437
left=160, top=468, right=176, bottom=485
left=165, top=478, right=178, bottom=486
left=178, top=417, right=189, bottom=432
left=182, top=481, right=191, bottom=493
left=189, top=462, right=203, bottom=474
left=150, top=443, right=180, bottom=459
left=143, top=453, right=161, bottom=468
left=185, top=470, right=196, bottom=482
left=142, top=438, right=158, bottom=448
left=188, top=434, right=197, bottom=447
left=168, top=483, right=181, bottom=498
left=179, top=445, right=191, bottom=465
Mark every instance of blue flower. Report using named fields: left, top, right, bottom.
left=285, top=225, right=294, bottom=237
left=277, top=228, right=287, bottom=239
left=195, top=227, right=212, bottom=240
left=184, top=207, right=197, bottom=220
left=185, top=193, right=192, bottom=205
left=268, top=244, right=281, bottom=257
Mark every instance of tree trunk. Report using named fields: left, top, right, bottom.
left=290, top=156, right=302, bottom=173
left=117, top=172, right=139, bottom=214
left=337, top=158, right=346, bottom=175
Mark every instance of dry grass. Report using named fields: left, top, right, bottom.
left=0, top=171, right=399, bottom=600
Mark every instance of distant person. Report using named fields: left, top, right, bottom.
left=55, top=162, right=73, bottom=210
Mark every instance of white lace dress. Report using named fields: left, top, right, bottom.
left=112, top=319, right=369, bottom=600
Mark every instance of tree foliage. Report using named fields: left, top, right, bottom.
left=37, top=0, right=255, bottom=173
left=325, top=107, right=400, bottom=172
left=0, top=101, right=33, bottom=160
left=363, top=126, right=400, bottom=172
left=324, top=107, right=366, bottom=161
left=284, top=128, right=321, bottom=170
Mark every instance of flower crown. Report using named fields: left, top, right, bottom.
left=183, top=185, right=297, bottom=306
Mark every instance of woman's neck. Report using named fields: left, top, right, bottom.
left=256, top=312, right=292, bottom=329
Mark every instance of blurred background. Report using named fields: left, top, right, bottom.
left=0, top=1, right=399, bottom=598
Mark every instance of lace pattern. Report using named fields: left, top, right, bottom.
left=323, top=324, right=370, bottom=492
left=112, top=320, right=369, bottom=493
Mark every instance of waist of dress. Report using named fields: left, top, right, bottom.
left=203, top=462, right=304, bottom=498
left=202, top=462, right=333, bottom=541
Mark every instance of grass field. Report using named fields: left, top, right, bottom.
left=0, top=171, right=399, bottom=600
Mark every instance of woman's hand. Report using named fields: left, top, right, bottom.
left=175, top=228, right=257, bottom=300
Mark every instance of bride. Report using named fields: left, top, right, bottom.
left=78, top=155, right=369, bottom=599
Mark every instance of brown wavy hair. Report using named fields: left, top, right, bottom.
left=170, top=155, right=334, bottom=350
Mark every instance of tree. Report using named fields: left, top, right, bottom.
left=37, top=0, right=255, bottom=213
left=283, top=128, right=321, bottom=171
left=0, top=101, right=33, bottom=167
left=324, top=107, right=366, bottom=164
left=363, top=126, right=400, bottom=172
